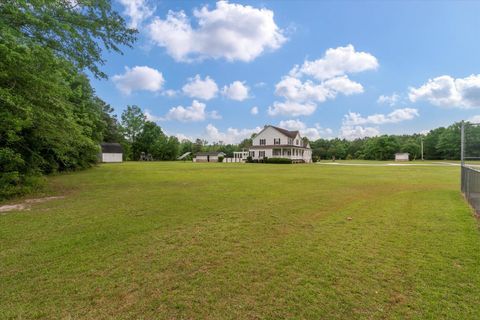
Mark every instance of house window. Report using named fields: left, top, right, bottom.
left=274, top=138, right=281, bottom=145
left=296, top=139, right=299, bottom=145
left=288, top=138, right=293, bottom=145
left=273, top=149, right=281, bottom=156
left=250, top=151, right=255, bottom=157
left=259, top=151, right=265, bottom=158
left=260, top=139, right=266, bottom=145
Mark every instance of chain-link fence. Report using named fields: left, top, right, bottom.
left=461, top=122, right=480, bottom=214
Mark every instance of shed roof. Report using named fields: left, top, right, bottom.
left=101, top=143, right=123, bottom=153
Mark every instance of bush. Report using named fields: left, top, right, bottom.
left=264, top=157, right=292, bottom=164
left=246, top=156, right=253, bottom=163
left=218, top=156, right=224, bottom=162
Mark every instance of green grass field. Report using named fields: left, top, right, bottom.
left=1, top=162, right=480, bottom=319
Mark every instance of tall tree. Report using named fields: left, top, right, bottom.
left=0, top=0, right=136, bottom=78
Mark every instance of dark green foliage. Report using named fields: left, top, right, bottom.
left=309, top=122, right=466, bottom=161
left=0, top=0, right=136, bottom=78
left=0, top=0, right=134, bottom=199
left=218, top=156, right=224, bottom=163
left=265, top=158, right=293, bottom=164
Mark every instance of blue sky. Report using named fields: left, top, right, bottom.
left=91, top=0, right=480, bottom=143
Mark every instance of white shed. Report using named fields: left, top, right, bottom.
left=194, top=152, right=225, bottom=162
left=395, top=153, right=409, bottom=162
left=100, top=143, right=123, bottom=163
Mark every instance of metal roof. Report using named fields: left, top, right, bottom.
left=100, top=143, right=123, bottom=153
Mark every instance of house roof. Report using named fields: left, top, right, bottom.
left=269, top=125, right=300, bottom=139
left=101, top=143, right=123, bottom=153
left=196, top=152, right=226, bottom=156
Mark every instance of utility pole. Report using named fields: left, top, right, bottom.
left=421, top=137, right=424, bottom=161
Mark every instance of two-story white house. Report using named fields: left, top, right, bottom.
left=249, top=125, right=312, bottom=163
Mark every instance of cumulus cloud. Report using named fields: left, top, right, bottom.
left=147, top=1, right=286, bottom=62
left=377, top=93, right=400, bottom=106
left=222, top=81, right=250, bottom=101
left=278, top=119, right=333, bottom=140
left=165, top=100, right=220, bottom=122
left=112, top=66, right=164, bottom=95
left=339, top=108, right=418, bottom=140
left=290, top=44, right=379, bottom=81
left=343, top=108, right=419, bottom=125
left=205, top=124, right=262, bottom=144
left=270, top=45, right=377, bottom=116
left=182, top=75, right=219, bottom=100
left=118, top=0, right=155, bottom=28
left=250, top=106, right=259, bottom=115
left=268, top=101, right=317, bottom=117
left=339, top=125, right=380, bottom=140
left=409, top=74, right=480, bottom=108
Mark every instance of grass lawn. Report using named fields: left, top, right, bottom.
left=1, top=162, right=480, bottom=319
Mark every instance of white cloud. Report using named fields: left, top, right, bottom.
left=271, top=45, right=377, bottom=117
left=377, top=93, right=400, bottom=106
left=222, top=81, right=250, bottom=101
left=275, top=76, right=331, bottom=103
left=323, top=76, right=364, bottom=95
left=147, top=1, right=286, bottom=62
left=278, top=119, right=333, bottom=140
left=338, top=108, right=418, bottom=140
left=144, top=109, right=163, bottom=122
left=175, top=133, right=194, bottom=142
left=209, top=110, right=222, bottom=120
left=409, top=74, right=480, bottom=108
left=250, top=106, right=259, bottom=115
left=165, top=100, right=211, bottom=122
left=343, top=108, right=419, bottom=125
left=182, top=75, right=219, bottom=100
left=291, top=44, right=379, bottom=81
left=118, top=0, right=155, bottom=28
left=468, top=115, right=480, bottom=123
left=268, top=101, right=317, bottom=117
left=205, top=124, right=262, bottom=144
left=162, top=89, right=178, bottom=97
left=339, top=125, right=380, bottom=140
left=255, top=82, right=267, bottom=88
left=112, top=66, right=164, bottom=95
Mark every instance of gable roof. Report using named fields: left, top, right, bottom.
left=101, top=143, right=123, bottom=153
left=269, top=125, right=300, bottom=139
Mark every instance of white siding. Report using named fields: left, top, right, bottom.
left=252, top=127, right=289, bottom=146
left=102, top=153, right=122, bottom=163
left=395, top=153, right=409, bottom=161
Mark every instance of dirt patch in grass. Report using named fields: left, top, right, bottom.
left=0, top=196, right=65, bottom=214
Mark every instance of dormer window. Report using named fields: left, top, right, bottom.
left=274, top=138, right=280, bottom=145
left=260, top=139, right=266, bottom=145
left=288, top=138, right=293, bottom=145
left=296, top=139, right=299, bottom=145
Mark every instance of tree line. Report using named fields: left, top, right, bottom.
left=309, top=122, right=479, bottom=161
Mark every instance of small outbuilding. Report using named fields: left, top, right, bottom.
left=395, top=152, right=410, bottom=162
left=100, top=143, right=123, bottom=163
left=194, top=152, right=226, bottom=162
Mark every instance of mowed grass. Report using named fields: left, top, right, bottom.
left=1, top=162, right=480, bottom=319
